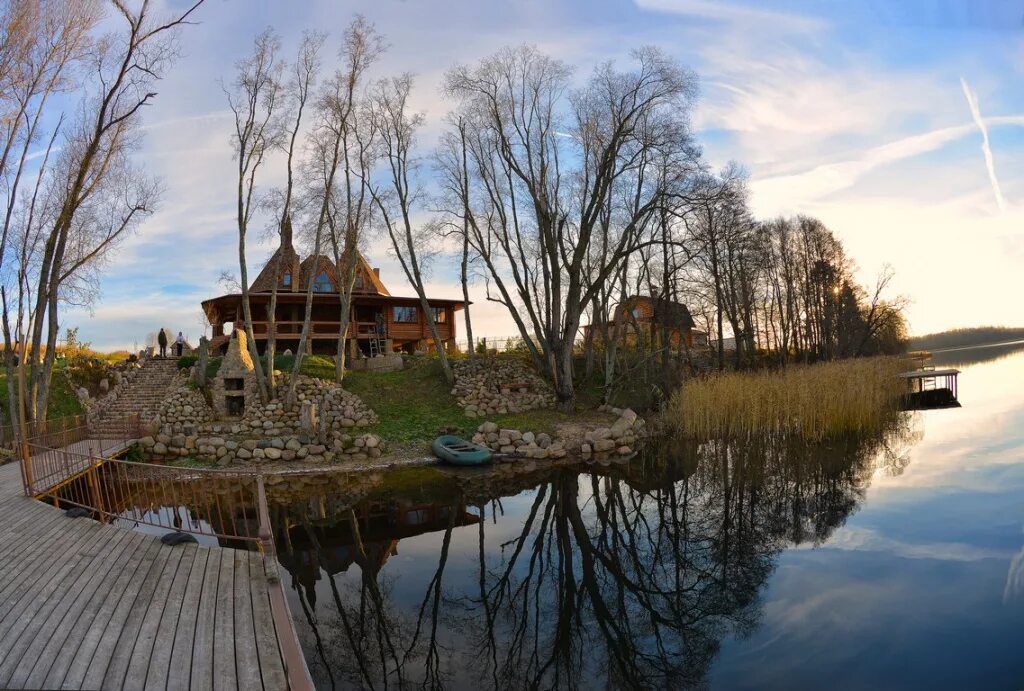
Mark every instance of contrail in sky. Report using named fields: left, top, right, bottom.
left=960, top=77, right=1006, bottom=212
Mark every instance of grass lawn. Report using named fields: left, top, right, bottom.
left=342, top=357, right=582, bottom=452
left=190, top=351, right=626, bottom=453
left=0, top=363, right=85, bottom=426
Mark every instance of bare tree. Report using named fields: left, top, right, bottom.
left=285, top=17, right=382, bottom=404
left=369, top=73, right=454, bottom=384
left=226, top=27, right=282, bottom=404
left=445, top=45, right=698, bottom=409
left=263, top=30, right=323, bottom=395
left=16, top=0, right=204, bottom=425
left=0, top=0, right=102, bottom=425
left=322, top=16, right=381, bottom=384
left=435, top=116, right=477, bottom=360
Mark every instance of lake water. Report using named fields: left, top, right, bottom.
left=278, top=346, right=1024, bottom=690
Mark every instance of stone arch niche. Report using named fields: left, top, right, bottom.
left=212, top=329, right=259, bottom=418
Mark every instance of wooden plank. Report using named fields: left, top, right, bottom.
left=0, top=516, right=105, bottom=625
left=83, top=543, right=171, bottom=690
left=21, top=530, right=146, bottom=689
left=0, top=515, right=111, bottom=648
left=0, top=500, right=64, bottom=537
left=190, top=543, right=222, bottom=691
left=0, top=520, right=95, bottom=628
left=0, top=520, right=132, bottom=687
left=212, top=548, right=237, bottom=690
left=167, top=546, right=210, bottom=691
left=233, top=549, right=262, bottom=691
left=118, top=544, right=186, bottom=687
left=0, top=508, right=69, bottom=584
left=143, top=544, right=199, bottom=691
left=249, top=551, right=287, bottom=691
left=0, top=447, right=305, bottom=691
left=57, top=535, right=163, bottom=690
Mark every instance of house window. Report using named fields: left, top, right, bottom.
left=432, top=307, right=447, bottom=323
left=631, top=307, right=643, bottom=319
left=393, top=306, right=418, bottom=323
left=354, top=274, right=364, bottom=289
left=282, top=271, right=291, bottom=287
left=313, top=271, right=332, bottom=292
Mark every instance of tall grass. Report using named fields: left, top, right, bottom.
left=665, top=356, right=908, bottom=440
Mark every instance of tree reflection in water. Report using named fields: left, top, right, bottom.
left=276, top=416, right=916, bottom=690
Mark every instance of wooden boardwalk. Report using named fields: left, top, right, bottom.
left=0, top=456, right=293, bottom=690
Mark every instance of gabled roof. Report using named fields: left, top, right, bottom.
left=247, top=214, right=390, bottom=296
left=620, top=295, right=695, bottom=330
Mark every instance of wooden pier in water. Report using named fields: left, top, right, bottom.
left=898, top=367, right=961, bottom=409
left=0, top=438, right=312, bottom=690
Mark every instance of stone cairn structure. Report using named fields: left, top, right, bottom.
left=211, top=330, right=260, bottom=419
left=452, top=358, right=556, bottom=417
left=472, top=406, right=646, bottom=460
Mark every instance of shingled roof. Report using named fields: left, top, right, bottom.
left=247, top=215, right=390, bottom=296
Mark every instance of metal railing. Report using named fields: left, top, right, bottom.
left=16, top=413, right=141, bottom=497
left=26, top=444, right=265, bottom=544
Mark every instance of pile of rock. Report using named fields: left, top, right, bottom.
left=239, top=376, right=377, bottom=438
left=471, top=407, right=646, bottom=460
left=157, top=380, right=214, bottom=434
left=472, top=421, right=568, bottom=460
left=578, top=406, right=647, bottom=457
left=452, top=358, right=556, bottom=417
left=137, top=429, right=384, bottom=465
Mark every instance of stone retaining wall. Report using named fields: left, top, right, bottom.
left=452, top=358, right=556, bottom=417
left=137, top=429, right=384, bottom=466
left=158, top=375, right=214, bottom=432
left=471, top=406, right=646, bottom=461
left=143, top=373, right=381, bottom=467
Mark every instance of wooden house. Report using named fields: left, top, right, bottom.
left=202, top=224, right=465, bottom=356
left=584, top=295, right=704, bottom=350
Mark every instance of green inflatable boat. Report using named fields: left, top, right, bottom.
left=431, top=435, right=494, bottom=466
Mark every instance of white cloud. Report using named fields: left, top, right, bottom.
left=634, top=0, right=825, bottom=34
left=960, top=77, right=1007, bottom=212
left=749, top=115, right=1024, bottom=213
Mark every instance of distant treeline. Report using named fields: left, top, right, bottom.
left=908, top=326, right=1024, bottom=351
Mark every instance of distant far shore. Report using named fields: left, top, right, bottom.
left=907, top=326, right=1024, bottom=352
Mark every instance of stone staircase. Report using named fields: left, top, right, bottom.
left=89, top=358, right=181, bottom=438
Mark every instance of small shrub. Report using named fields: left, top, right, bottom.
left=177, top=355, right=198, bottom=370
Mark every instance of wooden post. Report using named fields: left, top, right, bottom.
left=256, top=473, right=316, bottom=690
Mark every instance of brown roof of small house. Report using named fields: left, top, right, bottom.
left=619, top=295, right=695, bottom=330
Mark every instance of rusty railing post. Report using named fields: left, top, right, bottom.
left=256, top=475, right=277, bottom=580
left=257, top=473, right=315, bottom=691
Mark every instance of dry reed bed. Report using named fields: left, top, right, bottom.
left=665, top=357, right=908, bottom=440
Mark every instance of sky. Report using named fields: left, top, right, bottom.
left=63, top=0, right=1024, bottom=351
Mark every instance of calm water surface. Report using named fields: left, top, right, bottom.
left=277, top=346, right=1024, bottom=690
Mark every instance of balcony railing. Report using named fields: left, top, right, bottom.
left=248, top=320, right=383, bottom=338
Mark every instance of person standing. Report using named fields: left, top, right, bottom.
left=175, top=331, right=185, bottom=357
left=157, top=328, right=167, bottom=358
